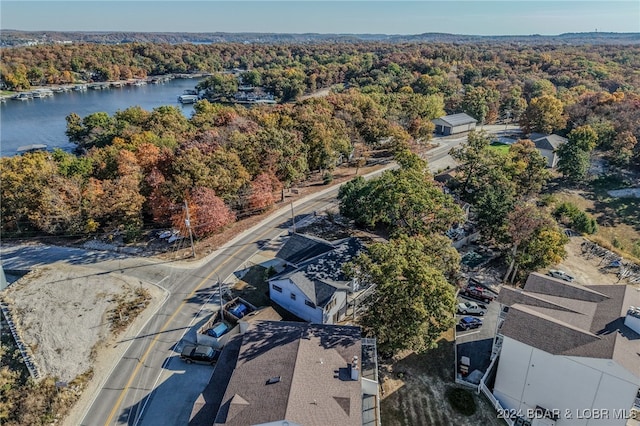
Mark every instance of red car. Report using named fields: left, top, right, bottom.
left=460, top=285, right=495, bottom=303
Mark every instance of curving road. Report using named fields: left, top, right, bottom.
left=78, top=133, right=471, bottom=426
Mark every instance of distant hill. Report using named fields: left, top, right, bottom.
left=1, top=30, right=639, bottom=47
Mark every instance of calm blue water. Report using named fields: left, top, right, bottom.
left=0, top=78, right=204, bottom=156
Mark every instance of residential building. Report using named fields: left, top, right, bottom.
left=491, top=272, right=640, bottom=425
left=529, top=133, right=568, bottom=167
left=269, top=233, right=363, bottom=324
left=432, top=113, right=477, bottom=135
left=189, top=321, right=380, bottom=426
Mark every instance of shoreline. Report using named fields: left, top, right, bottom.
left=0, top=72, right=211, bottom=101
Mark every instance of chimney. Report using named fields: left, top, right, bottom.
left=624, top=306, right=640, bottom=335
left=350, top=355, right=359, bottom=381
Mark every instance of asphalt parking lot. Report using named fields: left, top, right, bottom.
left=455, top=289, right=500, bottom=384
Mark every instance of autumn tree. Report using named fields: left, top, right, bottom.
left=346, top=235, right=458, bottom=355
left=503, top=203, right=554, bottom=283
left=245, top=172, right=282, bottom=212
left=172, top=187, right=236, bottom=238
left=507, top=139, right=550, bottom=197
left=519, top=95, right=566, bottom=134
left=609, top=131, right=637, bottom=166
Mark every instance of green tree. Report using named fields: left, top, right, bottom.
left=197, top=73, right=238, bottom=98
left=347, top=235, right=457, bottom=355
left=338, top=151, right=463, bottom=237
left=556, top=125, right=597, bottom=182
left=449, top=130, right=492, bottom=195
left=556, top=142, right=591, bottom=182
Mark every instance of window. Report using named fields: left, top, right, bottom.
left=290, top=293, right=296, bottom=300
left=272, top=284, right=282, bottom=293
left=305, top=300, right=316, bottom=308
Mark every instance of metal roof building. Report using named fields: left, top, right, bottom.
left=432, top=113, right=477, bottom=135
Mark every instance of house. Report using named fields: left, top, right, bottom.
left=529, top=133, right=568, bottom=168
left=491, top=272, right=640, bottom=425
left=269, top=234, right=363, bottom=324
left=189, top=321, right=380, bottom=426
left=432, top=113, right=477, bottom=135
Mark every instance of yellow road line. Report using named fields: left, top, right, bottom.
left=103, top=199, right=324, bottom=425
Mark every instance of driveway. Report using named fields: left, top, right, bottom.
left=455, top=289, right=500, bottom=385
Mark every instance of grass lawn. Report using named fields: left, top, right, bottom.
left=488, top=142, right=510, bottom=155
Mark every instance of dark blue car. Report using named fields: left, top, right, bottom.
left=459, top=316, right=483, bottom=330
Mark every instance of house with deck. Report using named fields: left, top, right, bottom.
left=489, top=273, right=640, bottom=426
left=268, top=234, right=363, bottom=324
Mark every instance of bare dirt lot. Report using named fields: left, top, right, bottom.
left=2, top=262, right=166, bottom=425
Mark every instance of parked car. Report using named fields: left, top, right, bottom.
left=180, top=344, right=220, bottom=365
left=460, top=285, right=495, bottom=303
left=548, top=269, right=574, bottom=282
left=459, top=316, right=483, bottom=330
left=457, top=301, right=485, bottom=315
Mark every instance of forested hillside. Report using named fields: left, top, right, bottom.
left=1, top=41, right=639, bottom=242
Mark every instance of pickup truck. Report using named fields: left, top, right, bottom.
left=457, top=301, right=485, bottom=315
left=460, top=285, right=495, bottom=303
left=180, top=344, right=220, bottom=365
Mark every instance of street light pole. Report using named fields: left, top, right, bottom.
left=184, top=200, right=196, bottom=258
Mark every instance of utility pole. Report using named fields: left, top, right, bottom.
left=184, top=200, right=196, bottom=258
left=290, top=201, right=296, bottom=233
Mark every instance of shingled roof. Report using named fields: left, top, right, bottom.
left=529, top=133, right=567, bottom=151
left=272, top=236, right=363, bottom=307
left=213, top=321, right=363, bottom=426
left=498, top=273, right=640, bottom=378
left=275, top=233, right=336, bottom=265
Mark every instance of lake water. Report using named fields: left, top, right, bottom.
left=0, top=78, right=204, bottom=156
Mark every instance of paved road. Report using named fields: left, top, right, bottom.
left=16, top=131, right=466, bottom=426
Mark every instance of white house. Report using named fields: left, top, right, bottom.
left=492, top=273, right=640, bottom=426
left=432, top=113, right=477, bottom=135
left=529, top=133, right=568, bottom=168
left=268, top=234, right=363, bottom=324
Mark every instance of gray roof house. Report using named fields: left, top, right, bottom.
left=189, top=321, right=380, bottom=426
left=432, top=113, right=477, bottom=136
left=269, top=234, right=364, bottom=324
left=491, top=273, right=640, bottom=424
left=529, top=133, right=568, bottom=167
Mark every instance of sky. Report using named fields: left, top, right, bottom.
left=1, top=1, right=639, bottom=36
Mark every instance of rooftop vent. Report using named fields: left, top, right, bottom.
left=624, top=306, right=640, bottom=335
left=266, top=376, right=281, bottom=385
left=350, top=355, right=359, bottom=381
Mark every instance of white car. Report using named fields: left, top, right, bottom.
left=548, top=269, right=574, bottom=282
left=457, top=301, right=485, bottom=315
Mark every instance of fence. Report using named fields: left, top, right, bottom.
left=0, top=301, right=40, bottom=380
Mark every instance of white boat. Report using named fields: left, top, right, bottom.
left=32, top=89, right=54, bottom=97
left=12, top=93, right=33, bottom=101
left=178, top=94, right=199, bottom=104
left=73, top=84, right=88, bottom=91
